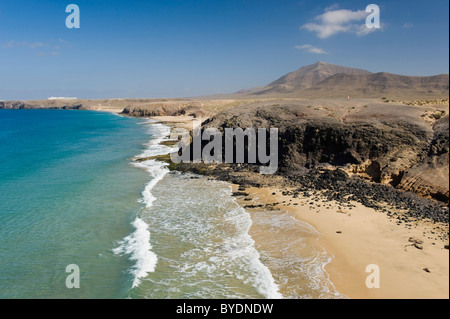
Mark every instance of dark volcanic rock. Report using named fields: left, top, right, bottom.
left=201, top=101, right=448, bottom=204
left=232, top=192, right=249, bottom=197
left=287, top=168, right=448, bottom=224
left=277, top=120, right=429, bottom=171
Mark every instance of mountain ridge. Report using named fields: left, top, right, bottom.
left=236, top=62, right=449, bottom=99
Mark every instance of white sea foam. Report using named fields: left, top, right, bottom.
left=113, top=120, right=173, bottom=288
left=115, top=119, right=282, bottom=297
left=112, top=217, right=158, bottom=288
left=155, top=178, right=283, bottom=299
left=132, top=160, right=169, bottom=208
left=134, top=120, right=175, bottom=159
left=220, top=191, right=283, bottom=299
left=248, top=209, right=346, bottom=298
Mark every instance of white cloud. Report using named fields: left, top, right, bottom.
left=324, top=4, right=340, bottom=12
left=58, top=38, right=73, bottom=46
left=295, top=44, right=328, bottom=55
left=355, top=24, right=379, bottom=36
left=3, top=39, right=71, bottom=57
left=29, top=42, right=45, bottom=49
left=301, top=8, right=377, bottom=38
left=402, top=22, right=413, bottom=29
left=3, top=41, right=45, bottom=49
left=320, top=9, right=366, bottom=25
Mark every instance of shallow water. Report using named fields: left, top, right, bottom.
left=0, top=110, right=150, bottom=298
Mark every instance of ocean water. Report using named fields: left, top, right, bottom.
left=0, top=109, right=342, bottom=299
left=0, top=110, right=149, bottom=298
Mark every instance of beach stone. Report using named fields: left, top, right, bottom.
left=232, top=192, right=249, bottom=197
left=409, top=237, right=424, bottom=245
left=244, top=204, right=263, bottom=208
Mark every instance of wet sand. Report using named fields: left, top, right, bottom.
left=242, top=186, right=449, bottom=299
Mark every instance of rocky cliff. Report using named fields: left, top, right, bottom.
left=200, top=100, right=449, bottom=204
left=121, top=101, right=211, bottom=118
left=0, top=99, right=213, bottom=118
left=0, top=100, right=84, bottom=110
left=397, top=115, right=449, bottom=202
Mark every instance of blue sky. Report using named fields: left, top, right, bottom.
left=0, top=0, right=448, bottom=100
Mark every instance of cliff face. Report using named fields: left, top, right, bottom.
left=397, top=115, right=449, bottom=202
left=277, top=120, right=430, bottom=175
left=201, top=101, right=449, bottom=203
left=0, top=99, right=207, bottom=114
left=0, top=100, right=83, bottom=110
left=0, top=101, right=38, bottom=109
left=0, top=99, right=212, bottom=116
left=121, top=102, right=210, bottom=118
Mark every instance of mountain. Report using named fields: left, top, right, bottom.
left=239, top=62, right=449, bottom=99
left=253, top=61, right=371, bottom=95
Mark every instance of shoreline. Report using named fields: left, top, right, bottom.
left=150, top=115, right=449, bottom=299
left=239, top=185, right=449, bottom=299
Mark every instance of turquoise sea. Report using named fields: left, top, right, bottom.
left=0, top=109, right=152, bottom=298
left=0, top=109, right=342, bottom=299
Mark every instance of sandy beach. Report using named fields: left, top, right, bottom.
left=240, top=185, right=449, bottom=299
left=90, top=106, right=124, bottom=114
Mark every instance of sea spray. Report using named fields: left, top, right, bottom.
left=220, top=201, right=283, bottom=299
left=247, top=210, right=345, bottom=298
left=132, top=173, right=284, bottom=299
left=112, top=218, right=158, bottom=288
left=113, top=120, right=175, bottom=289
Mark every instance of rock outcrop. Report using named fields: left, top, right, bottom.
left=200, top=100, right=449, bottom=204
left=121, top=102, right=210, bottom=118
left=0, top=100, right=83, bottom=110
left=397, top=115, right=449, bottom=202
